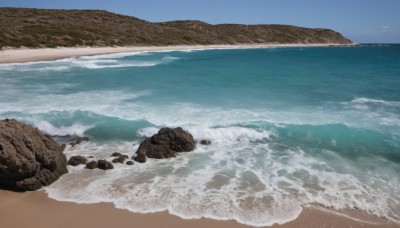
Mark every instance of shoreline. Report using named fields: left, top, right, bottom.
left=0, top=189, right=397, bottom=228
left=0, top=43, right=356, bottom=64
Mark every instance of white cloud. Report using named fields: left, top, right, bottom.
left=381, top=25, right=396, bottom=33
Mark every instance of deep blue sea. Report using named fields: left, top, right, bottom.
left=0, top=45, right=399, bottom=226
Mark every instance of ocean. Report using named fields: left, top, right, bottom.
left=0, top=45, right=399, bottom=226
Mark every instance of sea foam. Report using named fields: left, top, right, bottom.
left=0, top=52, right=179, bottom=71
left=351, top=97, right=400, bottom=107
left=35, top=121, right=94, bottom=137
left=45, top=133, right=400, bottom=226
left=2, top=46, right=400, bottom=226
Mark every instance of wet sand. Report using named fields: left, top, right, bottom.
left=0, top=43, right=356, bottom=64
left=0, top=189, right=397, bottom=228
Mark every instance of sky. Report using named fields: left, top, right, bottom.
left=1, top=0, right=399, bottom=43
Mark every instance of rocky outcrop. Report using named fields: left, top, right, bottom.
left=67, top=155, right=88, bottom=166
left=134, top=127, right=196, bottom=163
left=0, top=119, right=68, bottom=191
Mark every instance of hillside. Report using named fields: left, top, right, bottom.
left=0, top=8, right=352, bottom=49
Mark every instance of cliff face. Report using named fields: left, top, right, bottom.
left=0, top=8, right=352, bottom=49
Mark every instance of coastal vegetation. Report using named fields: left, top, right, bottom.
left=0, top=7, right=352, bottom=49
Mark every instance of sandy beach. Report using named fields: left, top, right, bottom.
left=0, top=189, right=397, bottom=228
left=0, top=43, right=356, bottom=64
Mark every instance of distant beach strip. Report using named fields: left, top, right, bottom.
left=0, top=43, right=357, bottom=64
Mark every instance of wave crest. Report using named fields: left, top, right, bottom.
left=35, top=121, right=94, bottom=136
left=351, top=97, right=400, bottom=107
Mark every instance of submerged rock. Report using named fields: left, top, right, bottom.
left=112, top=155, right=128, bottom=164
left=199, top=139, right=211, bottom=145
left=67, top=155, right=88, bottom=166
left=85, top=161, right=97, bottom=169
left=134, top=127, right=196, bottom=163
left=126, top=161, right=134, bottom=165
left=110, top=152, right=122, bottom=157
left=120, top=155, right=129, bottom=160
left=97, top=160, right=114, bottom=170
left=0, top=119, right=68, bottom=191
left=69, top=136, right=90, bottom=147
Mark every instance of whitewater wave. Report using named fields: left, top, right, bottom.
left=0, top=53, right=179, bottom=71
left=78, top=51, right=150, bottom=60
left=21, top=111, right=397, bottom=226
left=351, top=97, right=400, bottom=107
left=44, top=132, right=400, bottom=227
left=188, top=126, right=272, bottom=143
left=2, top=109, right=399, bottom=226
left=0, top=90, right=151, bottom=114
left=35, top=121, right=94, bottom=136
left=1, top=94, right=399, bottom=136
left=68, top=59, right=160, bottom=69
left=138, top=126, right=272, bottom=143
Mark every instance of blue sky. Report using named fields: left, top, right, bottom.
left=1, top=0, right=399, bottom=43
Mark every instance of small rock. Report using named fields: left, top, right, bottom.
left=111, top=152, right=122, bottom=157
left=126, top=161, right=134, bottom=165
left=134, top=153, right=146, bottom=163
left=87, top=155, right=94, bottom=158
left=86, top=161, right=97, bottom=169
left=120, top=155, right=129, bottom=160
left=97, top=160, right=114, bottom=170
left=199, top=139, right=211, bottom=145
left=112, top=155, right=127, bottom=164
left=68, top=155, right=88, bottom=166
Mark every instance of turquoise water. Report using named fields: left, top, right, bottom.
left=0, top=45, right=399, bottom=226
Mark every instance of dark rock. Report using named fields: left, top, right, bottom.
left=97, top=160, right=114, bottom=170
left=87, top=155, right=94, bottom=159
left=152, top=127, right=196, bottom=152
left=199, top=139, right=211, bottom=145
left=120, top=155, right=129, bottom=160
left=126, top=161, right=134, bottom=165
left=134, top=127, right=196, bottom=163
left=67, top=155, right=88, bottom=166
left=110, top=152, right=122, bottom=157
left=86, top=161, right=97, bottom=169
left=69, top=136, right=90, bottom=147
left=112, top=154, right=129, bottom=164
left=0, top=119, right=68, bottom=191
left=112, top=155, right=128, bottom=164
left=134, top=150, right=147, bottom=163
